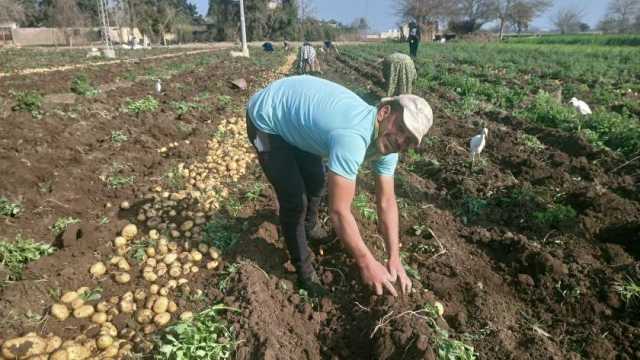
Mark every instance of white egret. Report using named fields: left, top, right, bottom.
left=470, top=127, right=488, bottom=166
left=569, top=97, right=592, bottom=115
left=155, top=79, right=162, bottom=95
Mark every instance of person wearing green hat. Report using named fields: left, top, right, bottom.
left=246, top=75, right=433, bottom=297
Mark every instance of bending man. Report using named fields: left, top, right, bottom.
left=246, top=75, right=433, bottom=297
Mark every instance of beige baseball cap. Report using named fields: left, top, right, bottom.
left=381, top=94, right=433, bottom=145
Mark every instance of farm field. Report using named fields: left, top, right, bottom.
left=0, top=39, right=639, bottom=360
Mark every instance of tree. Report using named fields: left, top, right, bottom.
left=494, top=0, right=552, bottom=39
left=395, top=0, right=458, bottom=38
left=578, top=22, right=591, bottom=32
left=47, top=0, right=88, bottom=27
left=451, top=0, right=495, bottom=33
left=0, top=0, right=26, bottom=24
left=598, top=0, right=640, bottom=33
left=551, top=7, right=584, bottom=34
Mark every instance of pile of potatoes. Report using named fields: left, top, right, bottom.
left=0, top=331, right=131, bottom=359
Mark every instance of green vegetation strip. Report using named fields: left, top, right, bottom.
left=0, top=236, right=55, bottom=282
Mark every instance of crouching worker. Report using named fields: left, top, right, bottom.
left=246, top=75, right=434, bottom=297
left=298, top=42, right=320, bottom=73
left=383, top=52, right=417, bottom=96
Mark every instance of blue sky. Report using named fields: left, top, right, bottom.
left=192, top=0, right=609, bottom=32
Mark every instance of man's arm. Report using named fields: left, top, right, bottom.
left=328, top=172, right=397, bottom=296
left=375, top=175, right=412, bottom=294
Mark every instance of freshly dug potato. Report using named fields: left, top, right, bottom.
left=119, top=300, right=135, bottom=314
left=121, top=224, right=138, bottom=240
left=76, top=287, right=90, bottom=295
left=157, top=244, right=169, bottom=255
left=434, top=301, right=445, bottom=316
left=143, top=324, right=157, bottom=335
left=146, top=247, right=156, bottom=258
left=65, top=345, right=91, bottom=360
left=96, top=335, right=113, bottom=350
left=159, top=287, right=169, bottom=296
left=197, top=243, right=208, bottom=253
left=117, top=259, right=131, bottom=271
left=177, top=278, right=188, bottom=286
left=61, top=291, right=79, bottom=304
left=1, top=336, right=48, bottom=358
left=45, top=335, right=63, bottom=353
left=149, top=284, right=160, bottom=294
left=152, top=297, right=169, bottom=314
left=167, top=241, right=178, bottom=251
left=100, top=344, right=119, bottom=358
left=91, top=312, right=108, bottom=325
left=96, top=301, right=110, bottom=312
left=50, top=349, right=69, bottom=360
left=70, top=298, right=85, bottom=310
left=115, top=246, right=128, bottom=256
left=169, top=267, right=181, bottom=278
left=167, top=301, right=178, bottom=314
left=113, top=236, right=127, bottom=248
left=134, top=289, right=146, bottom=301
left=149, top=229, right=160, bottom=240
left=73, top=305, right=95, bottom=319
left=136, top=309, right=154, bottom=324
left=114, top=272, right=131, bottom=284
left=146, top=258, right=157, bottom=267
left=51, top=303, right=70, bottom=320
left=109, top=256, right=123, bottom=265
left=90, top=262, right=107, bottom=277
left=163, top=253, right=178, bottom=265
left=121, top=291, right=134, bottom=302
left=190, top=250, right=203, bottom=262
left=153, top=313, right=171, bottom=327
left=143, top=271, right=158, bottom=282
left=166, top=280, right=177, bottom=289
left=82, top=339, right=97, bottom=354
left=206, top=260, right=219, bottom=270
left=191, top=266, right=199, bottom=273
left=101, top=323, right=118, bottom=337
left=209, top=248, right=220, bottom=260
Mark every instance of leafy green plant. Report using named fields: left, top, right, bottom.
left=217, top=95, right=232, bottom=108
left=126, top=96, right=159, bottom=114
left=10, top=90, right=42, bottom=115
left=615, top=277, right=640, bottom=306
left=533, top=204, right=577, bottom=229
left=0, top=235, right=55, bottom=281
left=435, top=327, right=477, bottom=360
left=70, top=73, right=98, bottom=96
left=129, top=238, right=157, bottom=262
left=171, top=101, right=203, bottom=116
left=519, top=133, right=545, bottom=152
left=107, top=175, right=135, bottom=189
left=164, top=165, right=185, bottom=191
left=353, top=193, right=377, bottom=222
left=457, top=195, right=487, bottom=224
left=79, top=286, right=103, bottom=302
left=224, top=198, right=242, bottom=217
left=111, top=130, right=128, bottom=144
left=218, top=263, right=240, bottom=293
left=0, top=197, right=22, bottom=217
left=155, top=304, right=239, bottom=360
left=202, top=219, right=238, bottom=252
left=245, top=183, right=265, bottom=202
left=51, top=217, right=80, bottom=236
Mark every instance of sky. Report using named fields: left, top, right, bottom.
left=191, top=0, right=610, bottom=33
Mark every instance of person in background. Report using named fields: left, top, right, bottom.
left=298, top=42, right=320, bottom=73
left=246, top=75, right=434, bottom=297
left=383, top=53, right=417, bottom=96
left=262, top=42, right=274, bottom=52
left=408, top=20, right=421, bottom=58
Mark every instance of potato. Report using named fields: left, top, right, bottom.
left=100, top=344, right=119, bottom=358
left=167, top=301, right=178, bottom=314
left=108, top=296, right=119, bottom=305
left=114, top=272, right=131, bottom=284
left=134, top=289, right=147, bottom=301
left=156, top=263, right=168, bottom=276
left=434, top=301, right=445, bottom=317
left=166, top=280, right=177, bottom=289
left=46, top=335, right=63, bottom=353
left=65, top=345, right=90, bottom=360
left=149, top=229, right=160, bottom=240
left=50, top=349, right=69, bottom=360
left=197, top=243, right=209, bottom=253
left=121, top=224, right=138, bottom=240
left=96, top=335, right=113, bottom=350
left=115, top=246, right=128, bottom=256
left=157, top=244, right=169, bottom=255
left=169, top=267, right=181, bottom=278
left=206, top=260, right=219, bottom=270
left=82, top=339, right=97, bottom=353
left=119, top=300, right=135, bottom=314
left=179, top=311, right=194, bottom=321
left=109, top=256, right=123, bottom=265
left=91, top=312, right=108, bottom=324
left=209, top=248, right=220, bottom=259
left=149, top=284, right=160, bottom=294
left=153, top=312, right=171, bottom=327
left=1, top=336, right=48, bottom=358
left=90, top=262, right=107, bottom=277
left=152, top=297, right=169, bottom=314
left=73, top=305, right=95, bottom=319
left=191, top=266, right=199, bottom=274
left=61, top=291, right=79, bottom=304
left=96, top=301, right=110, bottom=312
left=122, top=291, right=134, bottom=302
left=113, top=236, right=127, bottom=248
left=146, top=247, right=156, bottom=258
left=117, top=259, right=131, bottom=271
left=190, top=250, right=203, bottom=262
left=136, top=309, right=154, bottom=324
left=76, top=287, right=90, bottom=295
left=159, top=287, right=169, bottom=296
left=143, top=324, right=157, bottom=335
left=101, top=323, right=118, bottom=337
left=163, top=253, right=178, bottom=265
left=146, top=258, right=157, bottom=267
left=177, top=278, right=188, bottom=286
left=143, top=271, right=158, bottom=282
left=51, top=303, right=70, bottom=320
left=70, top=298, right=85, bottom=310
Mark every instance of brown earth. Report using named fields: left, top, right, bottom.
left=0, top=45, right=639, bottom=360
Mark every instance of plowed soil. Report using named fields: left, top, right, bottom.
left=1, top=45, right=639, bottom=360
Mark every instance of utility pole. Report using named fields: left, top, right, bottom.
left=239, top=0, right=248, bottom=56
left=98, top=0, right=115, bottom=57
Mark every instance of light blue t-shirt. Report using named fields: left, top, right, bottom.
left=247, top=75, right=398, bottom=181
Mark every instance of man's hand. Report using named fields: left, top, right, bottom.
left=359, top=256, right=398, bottom=297
left=387, top=257, right=412, bottom=295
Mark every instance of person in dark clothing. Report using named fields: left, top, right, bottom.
left=262, top=42, right=274, bottom=52
left=408, top=21, right=421, bottom=58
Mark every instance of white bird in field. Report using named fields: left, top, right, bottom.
left=569, top=97, right=592, bottom=115
left=155, top=79, right=162, bottom=95
left=470, top=127, right=488, bottom=165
